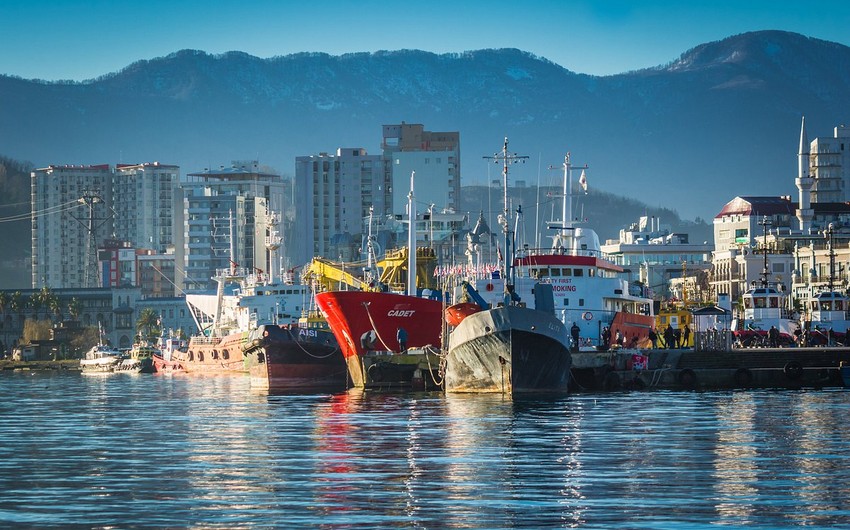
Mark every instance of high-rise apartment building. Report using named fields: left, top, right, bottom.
left=175, top=162, right=286, bottom=291
left=294, top=148, right=389, bottom=266
left=809, top=124, right=850, bottom=203
left=382, top=123, right=460, bottom=215
left=31, top=164, right=114, bottom=288
left=113, top=162, right=180, bottom=252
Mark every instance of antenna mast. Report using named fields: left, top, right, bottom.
left=72, top=189, right=109, bottom=288
left=483, top=138, right=528, bottom=295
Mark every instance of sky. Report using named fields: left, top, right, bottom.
left=2, top=0, right=850, bottom=81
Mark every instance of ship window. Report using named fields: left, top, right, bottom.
left=769, top=298, right=778, bottom=308
left=539, top=268, right=549, bottom=277
left=550, top=268, right=560, bottom=277
left=212, top=350, right=219, bottom=359
left=811, top=301, right=818, bottom=311
left=198, top=352, right=204, bottom=362
left=188, top=351, right=194, bottom=361
left=562, top=268, right=571, bottom=276
left=755, top=298, right=765, bottom=308
left=563, top=299, right=569, bottom=306
left=579, top=298, right=585, bottom=307
left=822, top=301, right=831, bottom=310
left=589, top=269, right=596, bottom=277
left=574, top=269, right=584, bottom=277
left=836, top=301, right=844, bottom=310
left=744, top=298, right=753, bottom=309
left=222, top=350, right=230, bottom=360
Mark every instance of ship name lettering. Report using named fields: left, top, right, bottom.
left=299, top=329, right=318, bottom=337
left=388, top=310, right=415, bottom=317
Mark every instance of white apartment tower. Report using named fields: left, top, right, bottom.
left=175, top=162, right=286, bottom=291
left=382, top=123, right=460, bottom=216
left=294, top=148, right=389, bottom=266
left=808, top=121, right=850, bottom=203
left=31, top=164, right=114, bottom=288
left=113, top=162, right=180, bottom=252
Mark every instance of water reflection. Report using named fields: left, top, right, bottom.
left=1, top=373, right=849, bottom=528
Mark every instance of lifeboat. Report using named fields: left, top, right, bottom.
left=445, top=302, right=483, bottom=326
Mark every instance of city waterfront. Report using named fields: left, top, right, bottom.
left=1, top=371, right=849, bottom=528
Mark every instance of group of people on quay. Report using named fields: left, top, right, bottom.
left=588, top=324, right=692, bottom=350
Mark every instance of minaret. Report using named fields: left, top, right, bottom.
left=795, top=116, right=814, bottom=234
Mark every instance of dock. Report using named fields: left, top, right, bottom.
left=571, top=347, right=850, bottom=391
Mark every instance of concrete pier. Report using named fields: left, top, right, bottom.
left=571, top=347, right=850, bottom=391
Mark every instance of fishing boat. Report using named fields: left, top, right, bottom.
left=80, top=343, right=124, bottom=373
left=444, top=138, right=572, bottom=394
left=242, top=310, right=347, bottom=390
left=152, top=330, right=187, bottom=373
left=115, top=340, right=156, bottom=373
left=731, top=219, right=799, bottom=347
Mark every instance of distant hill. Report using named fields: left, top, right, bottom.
left=1, top=30, right=846, bottom=223
left=2, top=30, right=848, bottom=286
left=0, top=156, right=32, bottom=288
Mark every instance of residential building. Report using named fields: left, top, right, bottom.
left=382, top=123, right=460, bottom=216
left=294, top=148, right=388, bottom=266
left=31, top=164, right=114, bottom=289
left=113, top=162, right=180, bottom=253
left=176, top=162, right=286, bottom=291
left=711, top=196, right=797, bottom=302
left=809, top=123, right=850, bottom=203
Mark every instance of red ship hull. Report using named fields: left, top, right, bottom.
left=166, top=332, right=248, bottom=375
left=315, top=291, right=444, bottom=387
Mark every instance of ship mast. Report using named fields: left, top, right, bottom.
left=407, top=171, right=417, bottom=296
left=758, top=216, right=771, bottom=289
left=548, top=153, right=587, bottom=251
left=484, top=138, right=527, bottom=300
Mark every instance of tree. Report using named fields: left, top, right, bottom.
left=22, top=319, right=51, bottom=343
left=68, top=297, right=82, bottom=320
left=0, top=291, right=7, bottom=314
left=9, top=291, right=22, bottom=313
left=136, top=308, right=161, bottom=342
left=28, top=292, right=42, bottom=319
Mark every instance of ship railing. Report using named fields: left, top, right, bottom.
left=516, top=246, right=605, bottom=259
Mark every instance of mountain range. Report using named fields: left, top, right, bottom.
left=0, top=30, right=848, bottom=235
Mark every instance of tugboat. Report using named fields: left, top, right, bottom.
left=731, top=218, right=799, bottom=347
left=115, top=340, right=156, bottom=373
left=444, top=139, right=572, bottom=394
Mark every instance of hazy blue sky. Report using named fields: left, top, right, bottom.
left=2, top=0, right=850, bottom=81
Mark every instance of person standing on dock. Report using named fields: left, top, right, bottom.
left=648, top=327, right=658, bottom=349
left=602, top=327, right=611, bottom=350
left=396, top=327, right=408, bottom=353
left=570, top=323, right=580, bottom=351
left=664, top=325, right=675, bottom=349
left=768, top=325, right=779, bottom=348
left=682, top=325, right=691, bottom=348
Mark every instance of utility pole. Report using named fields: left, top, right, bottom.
left=72, top=189, right=110, bottom=288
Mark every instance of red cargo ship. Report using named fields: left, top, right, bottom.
left=315, top=291, right=444, bottom=387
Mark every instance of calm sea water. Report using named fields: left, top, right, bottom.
left=1, top=371, right=849, bottom=529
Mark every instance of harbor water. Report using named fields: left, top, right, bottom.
left=1, top=371, right=849, bottom=528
